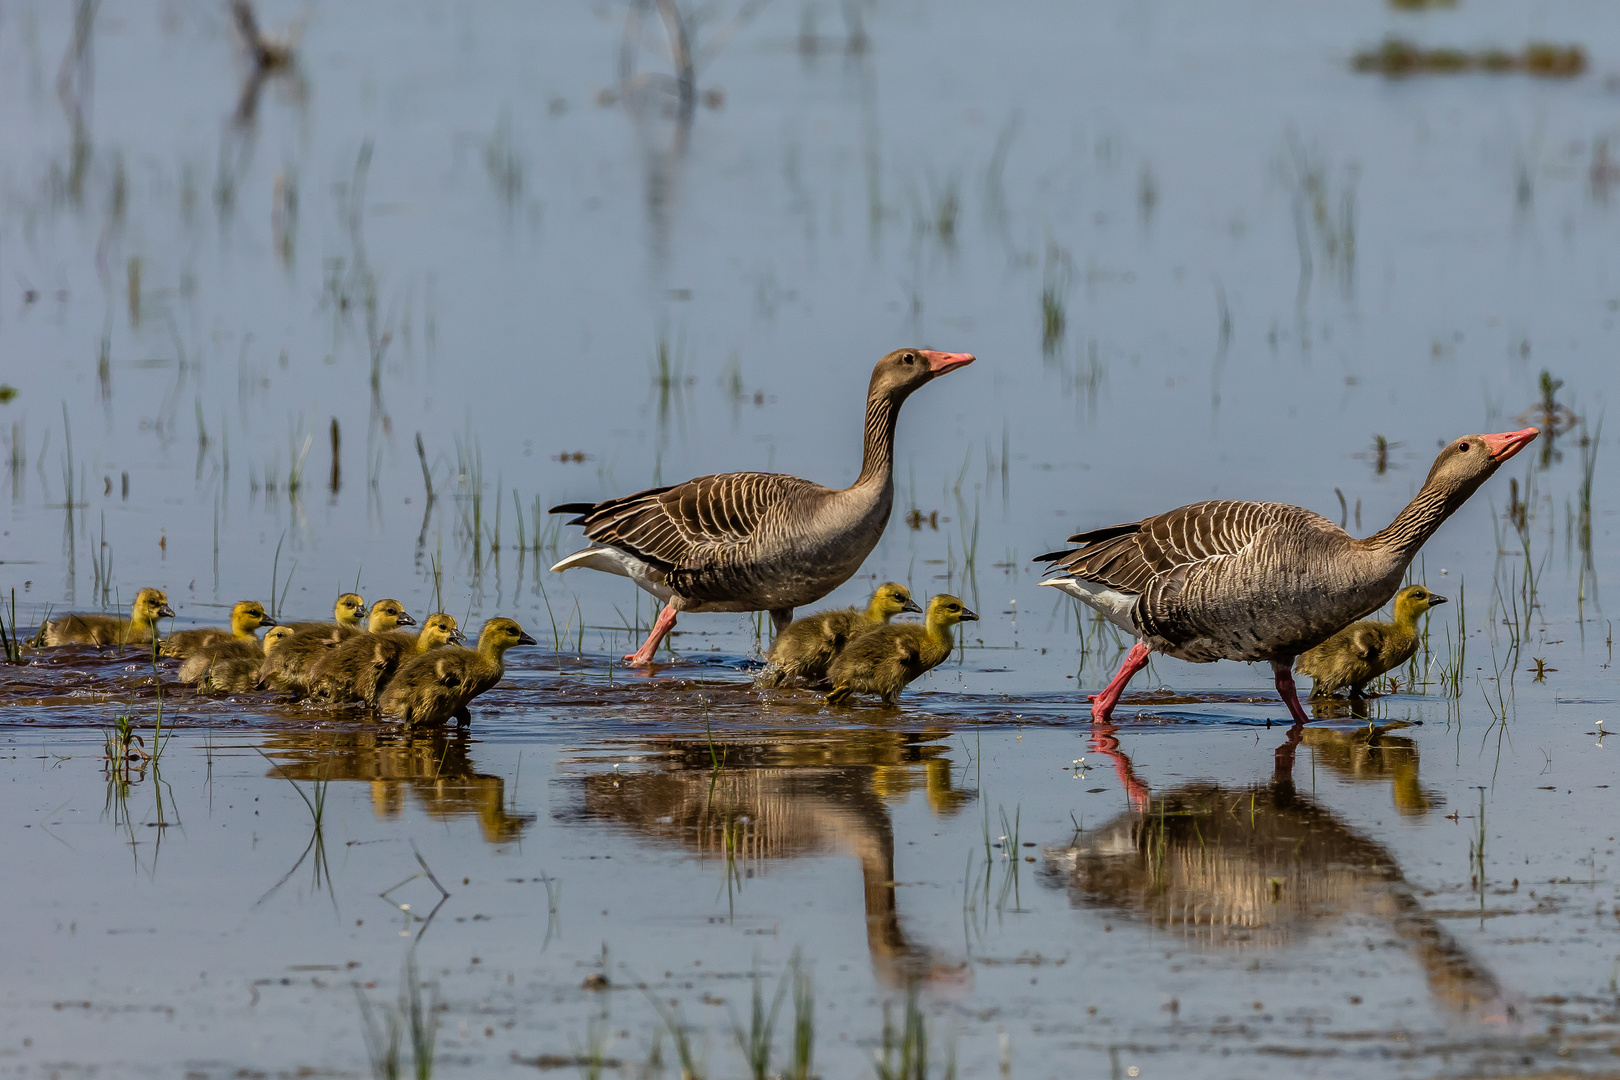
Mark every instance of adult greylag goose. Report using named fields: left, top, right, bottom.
left=41, top=588, right=175, bottom=647
left=1036, top=429, right=1536, bottom=725
left=549, top=347, right=974, bottom=666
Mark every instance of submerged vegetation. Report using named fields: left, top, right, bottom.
left=1353, top=39, right=1588, bottom=78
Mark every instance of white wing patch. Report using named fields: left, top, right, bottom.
left=1039, top=576, right=1141, bottom=636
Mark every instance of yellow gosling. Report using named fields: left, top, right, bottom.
left=41, top=588, right=174, bottom=647
left=1297, top=585, right=1448, bottom=699
left=264, top=598, right=415, bottom=697
left=183, top=625, right=296, bottom=693
left=309, top=613, right=464, bottom=707
left=759, top=582, right=921, bottom=688
left=380, top=618, right=536, bottom=728
left=161, top=599, right=277, bottom=658
left=826, top=594, right=978, bottom=707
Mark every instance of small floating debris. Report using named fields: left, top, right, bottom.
left=1352, top=38, right=1587, bottom=78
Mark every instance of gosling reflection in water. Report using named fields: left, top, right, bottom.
left=1301, top=722, right=1439, bottom=816
left=1042, top=735, right=1499, bottom=1017
left=566, top=731, right=973, bottom=986
left=259, top=729, right=534, bottom=843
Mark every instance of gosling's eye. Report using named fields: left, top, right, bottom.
left=1457, top=441, right=1471, bottom=452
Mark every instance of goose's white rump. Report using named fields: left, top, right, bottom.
left=1039, top=576, right=1140, bottom=636
left=550, top=544, right=674, bottom=603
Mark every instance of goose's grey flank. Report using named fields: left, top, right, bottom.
left=550, top=347, right=975, bottom=666
left=1036, top=428, right=1537, bottom=726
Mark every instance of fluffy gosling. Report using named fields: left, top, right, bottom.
left=160, top=599, right=277, bottom=658
left=380, top=618, right=536, bottom=728
left=1296, top=585, right=1448, bottom=699
left=825, top=594, right=977, bottom=706
left=263, top=598, right=415, bottom=696
left=183, top=625, right=296, bottom=693
left=308, top=613, right=465, bottom=707
left=41, top=588, right=174, bottom=647
left=284, top=592, right=368, bottom=634
left=758, top=582, right=922, bottom=687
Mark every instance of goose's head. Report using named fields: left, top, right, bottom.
left=132, top=588, right=176, bottom=625
left=419, top=613, right=465, bottom=649
left=1393, top=585, right=1447, bottom=621
left=1422, top=429, right=1537, bottom=505
left=925, top=594, right=979, bottom=627
left=230, top=599, right=277, bottom=635
left=334, top=593, right=367, bottom=627
left=367, top=600, right=415, bottom=633
left=262, top=625, right=297, bottom=654
left=869, top=347, right=975, bottom=404
left=871, top=582, right=924, bottom=619
left=477, top=617, right=538, bottom=655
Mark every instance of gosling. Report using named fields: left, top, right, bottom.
left=825, top=594, right=978, bottom=706
left=160, top=599, right=277, bottom=658
left=308, top=612, right=465, bottom=707
left=40, top=588, right=175, bottom=647
left=285, top=592, right=368, bottom=634
left=262, top=599, right=415, bottom=696
left=1296, top=585, right=1448, bottom=699
left=182, top=625, right=296, bottom=693
left=758, top=582, right=922, bottom=688
left=379, top=618, right=536, bottom=727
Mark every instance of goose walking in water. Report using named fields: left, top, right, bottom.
left=550, top=347, right=974, bottom=666
left=1036, top=429, right=1536, bottom=725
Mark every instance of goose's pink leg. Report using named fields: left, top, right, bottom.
left=1271, top=660, right=1310, bottom=773
left=625, top=602, right=679, bottom=666
left=1087, top=642, right=1151, bottom=723
left=1271, top=661, right=1311, bottom=726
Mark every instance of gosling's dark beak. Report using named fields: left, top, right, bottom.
left=260, top=614, right=279, bottom=627
left=449, top=628, right=466, bottom=644
left=1428, top=595, right=1449, bottom=607
left=901, top=597, right=924, bottom=615
left=158, top=604, right=176, bottom=619
left=959, top=606, right=979, bottom=622
left=517, top=630, right=538, bottom=646
left=396, top=612, right=417, bottom=627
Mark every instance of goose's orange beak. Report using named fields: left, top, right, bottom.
left=1480, top=427, right=1538, bottom=462
left=919, top=350, right=975, bottom=375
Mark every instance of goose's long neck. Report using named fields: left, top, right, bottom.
left=1364, top=482, right=1459, bottom=571
left=853, top=391, right=900, bottom=491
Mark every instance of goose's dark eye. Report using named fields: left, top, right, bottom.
left=1458, top=441, right=1471, bottom=452
left=903, top=353, right=915, bottom=365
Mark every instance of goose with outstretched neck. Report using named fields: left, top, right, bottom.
left=550, top=347, right=975, bottom=666
left=1036, top=428, right=1537, bottom=725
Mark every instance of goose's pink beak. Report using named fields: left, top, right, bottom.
left=1480, top=427, right=1538, bottom=462
left=920, top=350, right=975, bottom=375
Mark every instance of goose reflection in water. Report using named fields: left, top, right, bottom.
left=1042, top=725, right=1500, bottom=1018
left=259, top=730, right=535, bottom=843
left=563, top=730, right=973, bottom=987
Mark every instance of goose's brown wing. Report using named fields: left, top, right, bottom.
left=553, top=472, right=827, bottom=572
left=1038, top=501, right=1288, bottom=595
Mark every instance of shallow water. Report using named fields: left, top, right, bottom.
left=2, top=0, right=1618, bottom=1076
